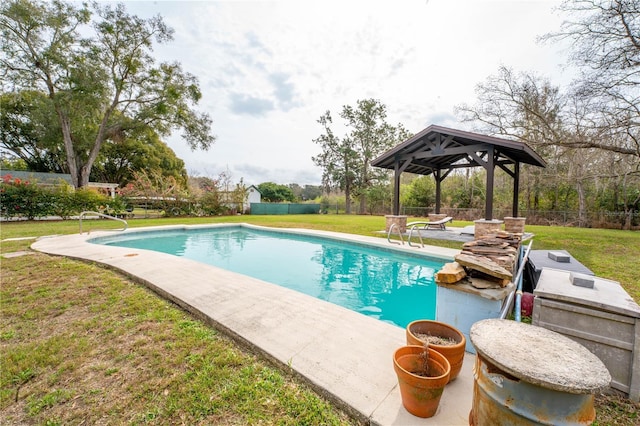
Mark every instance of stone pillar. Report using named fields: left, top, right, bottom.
left=504, top=217, right=526, bottom=234
left=474, top=219, right=503, bottom=239
left=385, top=215, right=408, bottom=233
left=428, top=213, right=447, bottom=222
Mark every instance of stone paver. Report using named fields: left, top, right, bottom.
left=1, top=236, right=38, bottom=242
left=2, top=250, right=35, bottom=258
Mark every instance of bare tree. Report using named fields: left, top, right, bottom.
left=456, top=67, right=614, bottom=226
left=542, top=0, right=640, bottom=159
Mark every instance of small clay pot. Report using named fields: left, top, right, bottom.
left=393, top=345, right=451, bottom=418
left=406, top=320, right=466, bottom=382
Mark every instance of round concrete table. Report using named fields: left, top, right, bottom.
left=469, top=319, right=611, bottom=425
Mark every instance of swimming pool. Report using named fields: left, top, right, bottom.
left=92, top=226, right=449, bottom=328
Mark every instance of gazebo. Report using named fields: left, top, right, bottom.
left=371, top=124, right=546, bottom=221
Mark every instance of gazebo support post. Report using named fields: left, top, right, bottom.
left=392, top=158, right=413, bottom=215
left=485, top=147, right=495, bottom=220
left=433, top=168, right=452, bottom=215
left=512, top=161, right=520, bottom=218
left=435, top=169, right=441, bottom=214
left=393, top=163, right=401, bottom=215
left=497, top=161, right=520, bottom=218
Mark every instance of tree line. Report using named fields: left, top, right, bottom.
left=312, top=1, right=639, bottom=229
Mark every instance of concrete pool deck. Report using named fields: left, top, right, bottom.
left=32, top=223, right=475, bottom=425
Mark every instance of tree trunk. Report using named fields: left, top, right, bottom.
left=52, top=72, right=117, bottom=188
left=534, top=174, right=540, bottom=210
left=56, top=108, right=80, bottom=188
left=577, top=179, right=587, bottom=227
left=80, top=113, right=114, bottom=188
left=344, top=185, right=351, bottom=214
left=56, top=106, right=99, bottom=189
left=359, top=161, right=369, bottom=214
left=79, top=165, right=91, bottom=188
left=526, top=178, right=531, bottom=211
left=624, top=209, right=632, bottom=231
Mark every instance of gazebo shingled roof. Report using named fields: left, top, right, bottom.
left=371, top=124, right=547, bottom=220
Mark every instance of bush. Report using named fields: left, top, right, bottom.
left=73, top=188, right=110, bottom=213
left=0, top=175, right=53, bottom=219
left=198, top=192, right=224, bottom=216
left=50, top=183, right=77, bottom=219
left=0, top=175, right=112, bottom=220
left=103, top=196, right=128, bottom=216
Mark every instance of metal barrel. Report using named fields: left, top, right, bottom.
left=470, top=354, right=596, bottom=425
left=469, top=319, right=610, bottom=426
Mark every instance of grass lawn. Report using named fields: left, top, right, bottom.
left=1, top=215, right=639, bottom=424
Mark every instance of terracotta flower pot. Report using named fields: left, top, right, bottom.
left=393, top=345, right=451, bottom=418
left=406, top=320, right=466, bottom=382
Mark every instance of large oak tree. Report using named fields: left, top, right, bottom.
left=0, top=0, right=214, bottom=188
left=0, top=90, right=64, bottom=172
left=91, top=127, right=188, bottom=189
left=0, top=89, right=188, bottom=188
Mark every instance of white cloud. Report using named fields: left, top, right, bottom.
left=118, top=0, right=571, bottom=185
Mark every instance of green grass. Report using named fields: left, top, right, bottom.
left=1, top=214, right=639, bottom=424
left=0, top=249, right=356, bottom=425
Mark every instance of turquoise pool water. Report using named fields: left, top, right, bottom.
left=94, top=227, right=446, bottom=328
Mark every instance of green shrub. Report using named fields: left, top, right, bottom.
left=49, top=184, right=77, bottom=219
left=0, top=175, right=53, bottom=219
left=198, top=192, right=223, bottom=216
left=0, top=175, right=112, bottom=220
left=103, top=196, right=128, bottom=216
left=72, top=188, right=110, bottom=213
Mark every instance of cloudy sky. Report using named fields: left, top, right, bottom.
left=118, top=0, right=574, bottom=186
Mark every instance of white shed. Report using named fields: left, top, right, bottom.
left=245, top=185, right=261, bottom=212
